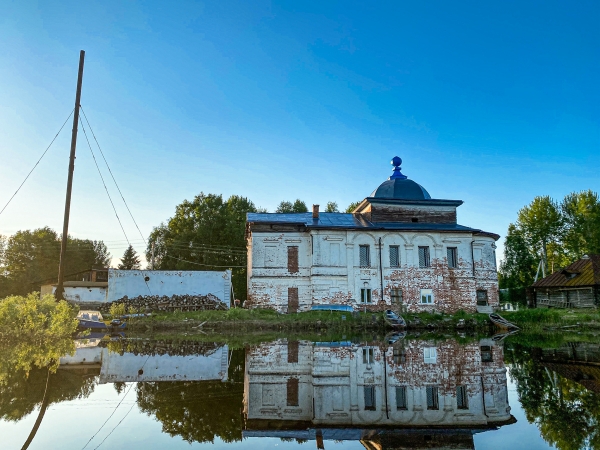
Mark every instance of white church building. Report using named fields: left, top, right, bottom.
left=246, top=157, right=499, bottom=314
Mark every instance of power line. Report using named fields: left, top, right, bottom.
left=81, top=354, right=151, bottom=450
left=79, top=118, right=131, bottom=248
left=164, top=254, right=245, bottom=268
left=0, top=109, right=74, bottom=218
left=80, top=107, right=148, bottom=246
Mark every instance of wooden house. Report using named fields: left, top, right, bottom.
left=532, top=254, right=600, bottom=308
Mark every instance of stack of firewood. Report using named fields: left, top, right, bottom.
left=101, top=293, right=228, bottom=313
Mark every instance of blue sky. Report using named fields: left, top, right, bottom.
left=0, top=0, right=598, bottom=264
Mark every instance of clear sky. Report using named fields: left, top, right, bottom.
left=1, top=0, right=598, bottom=265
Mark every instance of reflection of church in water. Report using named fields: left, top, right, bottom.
left=243, top=338, right=515, bottom=449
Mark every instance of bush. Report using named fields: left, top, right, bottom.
left=109, top=302, right=126, bottom=317
left=0, top=293, right=78, bottom=383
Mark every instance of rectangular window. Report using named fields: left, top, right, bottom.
left=418, top=246, right=430, bottom=268
left=362, top=348, right=374, bottom=365
left=361, top=288, right=372, bottom=304
left=287, top=341, right=299, bottom=363
left=364, top=386, right=376, bottom=411
left=457, top=385, right=468, bottom=409
left=396, top=386, right=407, bottom=410
left=393, top=346, right=406, bottom=364
left=359, top=245, right=371, bottom=267
left=420, top=289, right=433, bottom=304
left=476, top=290, right=488, bottom=306
left=287, top=287, right=299, bottom=313
left=424, top=347, right=437, bottom=364
left=426, top=386, right=439, bottom=410
left=391, top=288, right=403, bottom=305
left=287, top=246, right=299, bottom=273
left=481, top=345, right=493, bottom=363
left=447, top=247, right=458, bottom=268
left=389, top=245, right=400, bottom=267
left=287, top=378, right=299, bottom=406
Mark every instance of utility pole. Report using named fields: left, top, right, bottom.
left=56, top=50, right=85, bottom=301
left=151, top=242, right=155, bottom=270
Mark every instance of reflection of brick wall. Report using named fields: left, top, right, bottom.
left=244, top=339, right=512, bottom=427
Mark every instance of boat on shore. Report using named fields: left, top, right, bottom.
left=489, top=313, right=519, bottom=331
left=77, top=310, right=126, bottom=331
left=385, top=310, right=407, bottom=329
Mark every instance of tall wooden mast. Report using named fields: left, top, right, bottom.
left=56, top=50, right=85, bottom=301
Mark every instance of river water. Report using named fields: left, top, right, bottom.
left=1, top=334, right=599, bottom=449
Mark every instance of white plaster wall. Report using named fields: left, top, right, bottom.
left=51, top=286, right=107, bottom=303
left=248, top=228, right=498, bottom=312
left=98, top=345, right=229, bottom=383
left=107, top=269, right=231, bottom=305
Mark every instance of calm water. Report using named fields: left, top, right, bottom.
left=1, top=334, right=599, bottom=450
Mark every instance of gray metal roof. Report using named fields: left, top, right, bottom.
left=246, top=212, right=499, bottom=239
left=371, top=178, right=431, bottom=200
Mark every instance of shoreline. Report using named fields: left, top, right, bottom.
left=120, top=307, right=600, bottom=333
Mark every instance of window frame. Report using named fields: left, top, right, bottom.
left=362, top=348, right=374, bottom=365
left=389, top=245, right=400, bottom=268
left=420, top=289, right=434, bottom=304
left=447, top=247, right=458, bottom=269
left=418, top=246, right=431, bottom=268
left=360, top=288, right=372, bottom=304
left=396, top=386, right=408, bottom=410
left=457, top=385, right=468, bottom=410
left=424, top=347, right=437, bottom=364
left=359, top=244, right=371, bottom=268
left=364, top=386, right=376, bottom=411
left=391, top=288, right=403, bottom=305
left=426, top=386, right=439, bottom=410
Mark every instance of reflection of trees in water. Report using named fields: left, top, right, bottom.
left=0, top=368, right=96, bottom=422
left=135, top=348, right=245, bottom=444
left=507, top=344, right=600, bottom=450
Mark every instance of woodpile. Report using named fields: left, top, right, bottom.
left=105, top=339, right=222, bottom=357
left=100, top=293, right=228, bottom=313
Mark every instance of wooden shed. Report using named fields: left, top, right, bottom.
left=532, top=254, right=599, bottom=309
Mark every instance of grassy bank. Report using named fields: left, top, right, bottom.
left=120, top=307, right=600, bottom=333
left=124, top=308, right=490, bottom=332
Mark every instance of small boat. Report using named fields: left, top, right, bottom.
left=311, top=304, right=355, bottom=312
left=77, top=310, right=126, bottom=331
left=385, top=310, right=406, bottom=329
left=489, top=313, right=519, bottom=331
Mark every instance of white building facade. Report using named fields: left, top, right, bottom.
left=246, top=157, right=499, bottom=313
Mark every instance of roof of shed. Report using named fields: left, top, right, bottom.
left=246, top=212, right=499, bottom=239
left=43, top=281, right=109, bottom=288
left=532, top=254, right=600, bottom=288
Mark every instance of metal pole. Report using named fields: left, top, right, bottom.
left=56, top=50, right=85, bottom=301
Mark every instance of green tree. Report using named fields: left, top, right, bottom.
left=325, top=201, right=339, bottom=213
left=118, top=245, right=141, bottom=270
left=0, top=227, right=110, bottom=297
left=135, top=348, right=245, bottom=444
left=516, top=196, right=562, bottom=268
left=507, top=343, right=600, bottom=450
left=345, top=201, right=361, bottom=213
left=561, top=190, right=600, bottom=260
left=146, top=193, right=255, bottom=300
left=499, top=224, right=537, bottom=290
left=276, top=199, right=308, bottom=213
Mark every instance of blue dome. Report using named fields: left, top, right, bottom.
left=369, top=156, right=431, bottom=200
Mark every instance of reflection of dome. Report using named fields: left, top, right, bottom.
left=370, top=157, right=431, bottom=200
